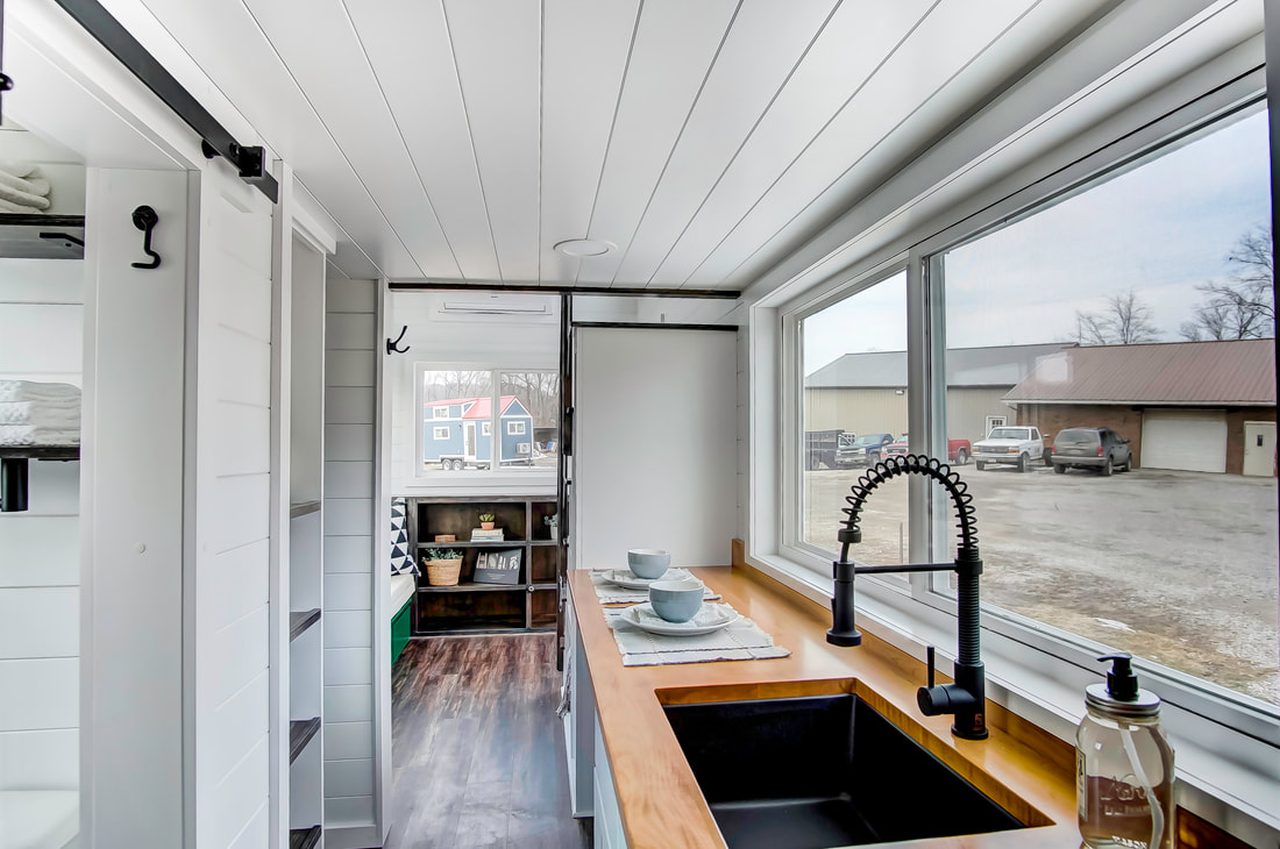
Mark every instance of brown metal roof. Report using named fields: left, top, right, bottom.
left=1003, top=339, right=1276, bottom=406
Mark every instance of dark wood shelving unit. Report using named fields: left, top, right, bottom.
left=289, top=608, right=321, bottom=641
left=408, top=496, right=561, bottom=635
left=288, top=717, right=321, bottom=764
left=288, top=825, right=322, bottom=849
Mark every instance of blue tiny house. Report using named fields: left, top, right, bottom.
left=424, top=395, right=535, bottom=469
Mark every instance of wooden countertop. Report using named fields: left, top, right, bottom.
left=569, top=562, right=1081, bottom=849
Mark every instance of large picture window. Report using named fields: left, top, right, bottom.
left=416, top=367, right=559, bottom=477
left=930, top=105, right=1276, bottom=706
left=800, top=271, right=910, bottom=565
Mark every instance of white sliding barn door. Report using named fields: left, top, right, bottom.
left=187, top=166, right=277, bottom=849
left=573, top=327, right=737, bottom=571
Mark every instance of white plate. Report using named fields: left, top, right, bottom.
left=619, top=603, right=739, bottom=637
left=602, top=568, right=693, bottom=590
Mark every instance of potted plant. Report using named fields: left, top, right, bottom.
left=544, top=513, right=559, bottom=541
left=424, top=548, right=463, bottom=587
left=478, top=512, right=496, bottom=531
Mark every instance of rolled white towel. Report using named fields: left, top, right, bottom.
left=0, top=177, right=51, bottom=210
left=0, top=401, right=81, bottom=427
left=0, top=381, right=80, bottom=403
left=0, top=161, right=37, bottom=178
left=0, top=424, right=80, bottom=446
left=0, top=165, right=50, bottom=198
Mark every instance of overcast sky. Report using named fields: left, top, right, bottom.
left=804, top=107, right=1271, bottom=376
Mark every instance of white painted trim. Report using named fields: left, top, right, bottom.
left=372, top=278, right=393, bottom=845
left=267, top=159, right=294, bottom=849
left=431, top=426, right=450, bottom=440
left=506, top=420, right=527, bottom=436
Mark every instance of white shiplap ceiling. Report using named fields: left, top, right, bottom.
left=134, top=0, right=1114, bottom=287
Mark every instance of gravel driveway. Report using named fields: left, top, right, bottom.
left=803, top=464, right=1279, bottom=704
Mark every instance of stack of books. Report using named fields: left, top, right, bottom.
left=471, top=527, right=504, bottom=542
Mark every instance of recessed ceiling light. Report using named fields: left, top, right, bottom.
left=554, top=238, right=613, bottom=258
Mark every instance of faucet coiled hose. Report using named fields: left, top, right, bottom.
left=841, top=454, right=979, bottom=550
left=841, top=454, right=982, bottom=667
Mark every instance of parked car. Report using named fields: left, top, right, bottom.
left=1050, top=427, right=1132, bottom=476
left=835, top=432, right=895, bottom=467
left=973, top=426, right=1044, bottom=472
left=804, top=429, right=849, bottom=470
left=882, top=433, right=972, bottom=465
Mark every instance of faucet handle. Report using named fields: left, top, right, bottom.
left=926, top=645, right=935, bottom=689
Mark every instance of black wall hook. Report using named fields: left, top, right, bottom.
left=131, top=205, right=161, bottom=269
left=386, top=325, right=411, bottom=355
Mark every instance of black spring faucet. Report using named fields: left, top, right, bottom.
left=828, top=454, right=988, bottom=741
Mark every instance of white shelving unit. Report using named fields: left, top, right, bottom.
left=287, top=232, right=327, bottom=848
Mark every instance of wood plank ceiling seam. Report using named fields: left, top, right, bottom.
left=436, top=0, right=507, bottom=282
left=668, top=0, right=944, bottom=290
left=705, top=0, right=1046, bottom=290
left=628, top=0, right=845, bottom=290
left=569, top=0, right=645, bottom=288
left=235, top=0, right=460, bottom=280
left=220, top=0, right=434, bottom=279
left=599, top=0, right=747, bottom=288
left=334, top=0, right=468, bottom=279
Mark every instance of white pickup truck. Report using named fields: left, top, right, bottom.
left=973, top=426, right=1044, bottom=472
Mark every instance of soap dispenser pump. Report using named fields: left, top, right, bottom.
left=1077, top=653, right=1174, bottom=849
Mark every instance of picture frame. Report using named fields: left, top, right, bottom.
left=474, top=548, right=522, bottom=585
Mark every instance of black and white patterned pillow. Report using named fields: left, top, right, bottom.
left=390, top=498, right=416, bottom=575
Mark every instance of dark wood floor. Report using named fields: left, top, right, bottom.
left=386, top=634, right=591, bottom=849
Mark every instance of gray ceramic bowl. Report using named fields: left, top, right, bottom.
left=627, top=548, right=671, bottom=580
left=648, top=578, right=703, bottom=623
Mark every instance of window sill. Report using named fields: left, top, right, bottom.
left=744, top=549, right=1280, bottom=846
left=395, top=472, right=556, bottom=499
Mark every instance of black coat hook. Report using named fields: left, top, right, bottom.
left=131, top=205, right=161, bottom=269
left=386, top=325, right=411, bottom=355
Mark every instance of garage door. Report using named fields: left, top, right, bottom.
left=1141, top=410, right=1226, bottom=473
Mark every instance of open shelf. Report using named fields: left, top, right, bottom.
left=289, top=500, right=321, bottom=518
left=288, top=825, right=322, bottom=849
left=289, top=717, right=321, bottom=764
left=419, top=581, right=522, bottom=593
left=0, top=213, right=86, bottom=260
left=418, top=539, right=521, bottom=549
left=289, top=608, right=321, bottom=641
left=0, top=445, right=80, bottom=461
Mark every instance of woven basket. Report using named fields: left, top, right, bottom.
left=425, top=557, right=463, bottom=587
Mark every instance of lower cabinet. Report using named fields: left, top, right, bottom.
left=564, top=593, right=629, bottom=848
left=593, top=716, right=627, bottom=849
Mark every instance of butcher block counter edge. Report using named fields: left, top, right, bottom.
left=568, top=559, right=1082, bottom=849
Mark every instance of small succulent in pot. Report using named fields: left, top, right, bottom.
left=544, top=513, right=559, bottom=540
left=426, top=548, right=462, bottom=561
left=478, top=512, right=496, bottom=530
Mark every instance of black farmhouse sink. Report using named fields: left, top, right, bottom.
left=663, top=694, right=1027, bottom=849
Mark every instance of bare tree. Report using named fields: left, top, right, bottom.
left=1181, top=225, right=1276, bottom=340
left=1074, top=289, right=1159, bottom=345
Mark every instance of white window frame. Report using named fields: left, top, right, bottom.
left=506, top=420, right=526, bottom=436
left=431, top=426, right=449, bottom=440
left=432, top=405, right=449, bottom=419
left=761, top=72, right=1277, bottom=831
left=412, top=362, right=557, bottom=490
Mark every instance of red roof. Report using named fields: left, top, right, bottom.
left=1004, top=339, right=1275, bottom=406
left=426, top=395, right=521, bottom=419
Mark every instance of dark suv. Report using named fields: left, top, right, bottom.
left=1050, top=427, right=1132, bottom=476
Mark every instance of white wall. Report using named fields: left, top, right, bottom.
left=323, top=276, right=381, bottom=846
left=574, top=327, right=738, bottom=570
left=0, top=257, right=82, bottom=796
left=386, top=291, right=559, bottom=495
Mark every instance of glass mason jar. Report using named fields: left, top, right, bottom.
left=1077, top=697, right=1174, bottom=849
